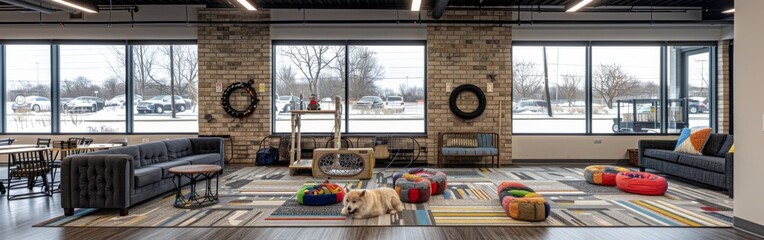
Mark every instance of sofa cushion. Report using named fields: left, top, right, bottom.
left=177, top=153, right=221, bottom=165
left=716, top=135, right=734, bottom=157
left=86, top=146, right=141, bottom=168
left=643, top=149, right=681, bottom=162
left=151, top=160, right=191, bottom=179
left=677, top=154, right=726, bottom=173
left=134, top=167, right=162, bottom=188
left=442, top=147, right=498, bottom=156
left=702, top=134, right=728, bottom=156
left=163, top=138, right=194, bottom=160
left=137, top=142, right=170, bottom=166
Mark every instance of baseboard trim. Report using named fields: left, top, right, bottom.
left=734, top=217, right=764, bottom=238
left=512, top=159, right=630, bottom=165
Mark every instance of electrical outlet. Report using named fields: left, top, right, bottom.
left=142, top=138, right=150, bottom=143
left=446, top=83, right=452, bottom=92
left=487, top=82, right=494, bottom=92
left=594, top=139, right=602, bottom=144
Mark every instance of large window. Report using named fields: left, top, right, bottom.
left=512, top=46, right=586, bottom=133
left=0, top=41, right=198, bottom=134
left=59, top=45, right=126, bottom=133
left=273, top=41, right=426, bottom=134
left=133, top=45, right=199, bottom=133
left=4, top=45, right=52, bottom=133
left=512, top=42, right=717, bottom=135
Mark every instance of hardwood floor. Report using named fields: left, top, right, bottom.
left=1, top=165, right=761, bottom=240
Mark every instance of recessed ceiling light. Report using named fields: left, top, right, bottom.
left=52, top=0, right=98, bottom=13
left=722, top=9, right=735, bottom=14
left=411, top=0, right=422, bottom=11
left=565, top=0, right=594, bottom=13
left=237, top=0, right=257, bottom=11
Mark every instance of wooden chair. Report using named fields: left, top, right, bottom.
left=0, top=138, right=15, bottom=146
left=6, top=149, right=52, bottom=200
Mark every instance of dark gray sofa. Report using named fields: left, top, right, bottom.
left=638, top=133, right=734, bottom=197
left=60, top=137, right=224, bottom=216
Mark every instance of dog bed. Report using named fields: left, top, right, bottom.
left=616, top=172, right=668, bottom=196
left=497, top=181, right=550, bottom=221
left=297, top=181, right=346, bottom=206
left=407, top=168, right=448, bottom=195
left=393, top=173, right=432, bottom=203
left=584, top=165, right=630, bottom=186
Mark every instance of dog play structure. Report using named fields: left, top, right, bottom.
left=288, top=96, right=374, bottom=178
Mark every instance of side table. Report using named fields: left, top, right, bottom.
left=168, top=164, right=222, bottom=208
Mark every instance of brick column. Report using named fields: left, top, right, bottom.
left=717, top=40, right=731, bottom=133
left=425, top=10, right=513, bottom=165
left=197, top=9, right=272, bottom=163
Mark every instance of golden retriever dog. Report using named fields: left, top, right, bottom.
left=340, top=188, right=403, bottom=219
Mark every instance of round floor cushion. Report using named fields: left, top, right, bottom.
left=393, top=173, right=432, bottom=203
left=584, top=165, right=631, bottom=186
left=497, top=182, right=550, bottom=221
left=297, top=181, right=346, bottom=206
left=407, top=168, right=447, bottom=195
left=616, top=172, right=668, bottom=196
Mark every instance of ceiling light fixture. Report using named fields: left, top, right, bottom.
left=722, top=9, right=735, bottom=14
left=237, top=0, right=257, bottom=11
left=51, top=0, right=98, bottom=13
left=411, top=0, right=422, bottom=11
left=565, top=0, right=593, bottom=12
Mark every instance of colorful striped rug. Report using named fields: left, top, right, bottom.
left=37, top=166, right=733, bottom=227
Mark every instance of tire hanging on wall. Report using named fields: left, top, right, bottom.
left=448, top=84, right=486, bottom=120
left=221, top=79, right=260, bottom=118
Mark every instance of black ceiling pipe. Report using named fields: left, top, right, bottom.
left=0, top=0, right=54, bottom=14
left=0, top=19, right=734, bottom=25
left=432, top=0, right=449, bottom=19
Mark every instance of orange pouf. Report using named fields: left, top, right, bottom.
left=615, top=172, right=668, bottom=196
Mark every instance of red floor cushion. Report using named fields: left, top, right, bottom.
left=584, top=165, right=630, bottom=186
left=393, top=173, right=432, bottom=203
left=616, top=172, right=668, bottom=196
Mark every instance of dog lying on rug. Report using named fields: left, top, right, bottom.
left=340, top=188, right=403, bottom=219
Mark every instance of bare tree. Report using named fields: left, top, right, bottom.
left=280, top=46, right=344, bottom=96
left=559, top=74, right=582, bottom=106
left=347, top=47, right=385, bottom=99
left=593, top=63, right=639, bottom=109
left=398, top=83, right=424, bottom=102
left=276, top=65, right=298, bottom=93
left=512, top=60, right=543, bottom=100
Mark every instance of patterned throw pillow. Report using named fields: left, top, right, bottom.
left=445, top=136, right=478, bottom=147
left=729, top=144, right=735, bottom=153
left=674, top=127, right=712, bottom=155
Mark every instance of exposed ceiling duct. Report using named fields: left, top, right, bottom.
left=432, top=0, right=448, bottom=19
left=0, top=0, right=54, bottom=14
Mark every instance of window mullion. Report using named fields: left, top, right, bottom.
left=51, top=44, right=60, bottom=134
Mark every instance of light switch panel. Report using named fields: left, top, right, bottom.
left=215, top=81, right=223, bottom=93
left=487, top=82, right=494, bottom=92
left=259, top=83, right=265, bottom=92
left=446, top=83, right=452, bottom=92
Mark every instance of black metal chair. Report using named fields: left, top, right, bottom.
left=107, top=138, right=129, bottom=146
left=81, top=138, right=94, bottom=146
left=36, top=138, right=51, bottom=148
left=6, top=149, right=52, bottom=200
left=0, top=138, right=15, bottom=146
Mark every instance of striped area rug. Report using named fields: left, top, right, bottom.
left=37, top=166, right=733, bottom=227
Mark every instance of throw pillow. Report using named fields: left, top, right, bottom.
left=674, top=127, right=712, bottom=155
left=445, top=136, right=478, bottom=148
left=729, top=144, right=735, bottom=153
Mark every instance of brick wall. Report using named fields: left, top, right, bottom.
left=196, top=9, right=512, bottom=165
left=425, top=10, right=513, bottom=165
left=717, top=40, right=731, bottom=134
left=197, top=9, right=272, bottom=163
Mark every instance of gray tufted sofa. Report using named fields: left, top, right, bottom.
left=60, top=137, right=224, bottom=216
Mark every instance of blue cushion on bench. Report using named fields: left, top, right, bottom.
left=442, top=147, right=498, bottom=156
left=477, top=134, right=494, bottom=147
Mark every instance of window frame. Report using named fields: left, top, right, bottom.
left=0, top=39, right=198, bottom=135
left=271, top=40, right=428, bottom=136
left=512, top=41, right=719, bottom=136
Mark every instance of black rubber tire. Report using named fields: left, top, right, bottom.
left=448, top=84, right=486, bottom=120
